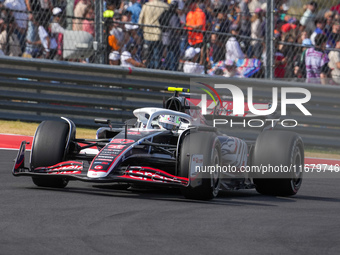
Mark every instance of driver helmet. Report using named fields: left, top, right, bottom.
left=158, top=115, right=181, bottom=130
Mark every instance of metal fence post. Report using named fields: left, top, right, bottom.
left=5, top=14, right=10, bottom=56
left=265, top=0, right=274, bottom=80
left=94, top=0, right=104, bottom=64
left=66, top=1, right=74, bottom=30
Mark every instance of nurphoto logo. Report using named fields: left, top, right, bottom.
left=197, top=83, right=312, bottom=128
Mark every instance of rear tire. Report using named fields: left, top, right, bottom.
left=252, top=131, right=304, bottom=196
left=31, top=121, right=70, bottom=188
left=178, top=132, right=221, bottom=200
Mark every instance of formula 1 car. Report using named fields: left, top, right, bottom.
left=13, top=88, right=304, bottom=200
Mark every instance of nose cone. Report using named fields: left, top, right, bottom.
left=87, top=169, right=109, bottom=178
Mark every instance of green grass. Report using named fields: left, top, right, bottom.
left=304, top=146, right=340, bottom=159
left=0, top=120, right=97, bottom=139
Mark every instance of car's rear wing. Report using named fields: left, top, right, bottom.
left=186, top=97, right=281, bottom=132
left=166, top=87, right=276, bottom=118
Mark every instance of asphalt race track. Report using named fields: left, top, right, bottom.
left=1, top=149, right=340, bottom=255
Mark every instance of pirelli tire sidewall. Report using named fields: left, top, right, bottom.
left=31, top=120, right=70, bottom=188
left=252, top=130, right=304, bottom=196
left=178, top=131, right=222, bottom=200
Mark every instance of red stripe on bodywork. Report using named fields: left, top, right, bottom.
left=120, top=166, right=189, bottom=185
left=34, top=161, right=83, bottom=172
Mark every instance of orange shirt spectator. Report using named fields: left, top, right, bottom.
left=186, top=3, right=206, bottom=46
left=108, top=35, right=121, bottom=51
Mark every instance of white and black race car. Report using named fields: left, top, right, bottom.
left=13, top=88, right=304, bottom=200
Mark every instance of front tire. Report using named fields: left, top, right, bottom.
left=178, top=132, right=221, bottom=200
left=252, top=131, right=304, bottom=196
left=31, top=120, right=70, bottom=188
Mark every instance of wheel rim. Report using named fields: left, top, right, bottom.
left=211, top=147, right=220, bottom=196
left=291, top=146, right=303, bottom=191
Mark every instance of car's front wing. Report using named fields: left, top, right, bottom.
left=13, top=141, right=188, bottom=188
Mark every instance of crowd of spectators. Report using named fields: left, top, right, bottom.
left=1, top=0, right=340, bottom=84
